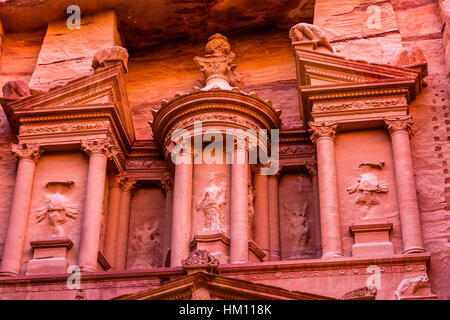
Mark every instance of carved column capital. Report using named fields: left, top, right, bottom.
left=81, top=138, right=118, bottom=159
left=161, top=174, right=174, bottom=192
left=308, top=121, right=338, bottom=143
left=108, top=172, right=126, bottom=189
left=384, top=115, right=416, bottom=138
left=121, top=177, right=138, bottom=193
left=11, top=143, right=43, bottom=163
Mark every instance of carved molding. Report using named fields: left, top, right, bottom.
left=81, top=138, right=117, bottom=159
left=384, top=115, right=416, bottom=138
left=11, top=143, right=43, bottom=163
left=19, top=121, right=110, bottom=136
left=312, top=97, right=407, bottom=114
left=308, top=121, right=338, bottom=143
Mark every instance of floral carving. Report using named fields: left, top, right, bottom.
left=384, top=115, right=416, bottom=137
left=289, top=23, right=333, bottom=52
left=182, top=249, right=220, bottom=266
left=36, top=192, right=78, bottom=236
left=308, top=121, right=338, bottom=143
left=194, top=33, right=241, bottom=91
left=81, top=138, right=117, bottom=159
left=312, top=98, right=407, bottom=113
left=279, top=144, right=316, bottom=155
left=394, top=274, right=434, bottom=300
left=20, top=122, right=110, bottom=135
left=11, top=143, right=43, bottom=163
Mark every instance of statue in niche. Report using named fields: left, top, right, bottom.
left=248, top=183, right=255, bottom=239
left=197, top=184, right=225, bottom=233
left=130, top=221, right=161, bottom=268
left=289, top=22, right=333, bottom=52
left=346, top=161, right=388, bottom=219
left=36, top=192, right=78, bottom=237
left=283, top=202, right=310, bottom=251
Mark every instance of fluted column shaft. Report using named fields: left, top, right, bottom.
left=78, top=139, right=116, bottom=272
left=308, top=122, right=343, bottom=258
left=170, top=149, right=193, bottom=267
left=230, top=147, right=249, bottom=263
left=115, top=178, right=137, bottom=270
left=268, top=174, right=280, bottom=261
left=104, top=173, right=125, bottom=270
left=253, top=170, right=270, bottom=260
left=0, top=144, right=43, bottom=276
left=385, top=116, right=426, bottom=253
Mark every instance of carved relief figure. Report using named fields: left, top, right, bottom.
left=197, top=184, right=225, bottom=233
left=36, top=192, right=78, bottom=236
left=282, top=202, right=310, bottom=251
left=394, top=274, right=432, bottom=300
left=248, top=183, right=255, bottom=239
left=346, top=162, right=388, bottom=219
left=130, top=221, right=161, bottom=268
left=289, top=23, right=333, bottom=52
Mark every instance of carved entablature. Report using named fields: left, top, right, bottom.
left=150, top=88, right=280, bottom=161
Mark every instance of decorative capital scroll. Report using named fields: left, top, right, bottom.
left=308, top=121, right=338, bottom=143
left=384, top=115, right=416, bottom=138
left=182, top=249, right=220, bottom=266
left=11, top=143, right=43, bottom=163
left=305, top=161, right=317, bottom=177
left=121, top=177, right=138, bottom=193
left=81, top=138, right=118, bottom=159
left=108, top=172, right=126, bottom=189
left=193, top=33, right=240, bottom=90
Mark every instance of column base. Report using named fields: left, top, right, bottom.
left=402, top=247, right=427, bottom=254
left=0, top=271, right=19, bottom=277
left=321, top=252, right=343, bottom=259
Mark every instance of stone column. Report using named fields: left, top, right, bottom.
left=115, top=177, right=137, bottom=270
left=78, top=138, right=117, bottom=272
left=384, top=116, right=426, bottom=253
left=253, top=168, right=270, bottom=260
left=0, top=144, right=43, bottom=277
left=230, top=146, right=249, bottom=264
left=308, top=121, right=343, bottom=258
left=103, top=173, right=125, bottom=270
left=268, top=173, right=280, bottom=261
left=161, top=177, right=173, bottom=266
left=170, top=149, right=193, bottom=267
left=306, top=162, right=322, bottom=256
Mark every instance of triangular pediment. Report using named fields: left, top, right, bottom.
left=292, top=45, right=426, bottom=126
left=0, top=63, right=135, bottom=146
left=112, top=271, right=336, bottom=300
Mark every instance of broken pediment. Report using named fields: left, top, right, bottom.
left=0, top=52, right=134, bottom=149
left=291, top=42, right=427, bottom=127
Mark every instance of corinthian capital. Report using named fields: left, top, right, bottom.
left=108, top=172, right=126, bottom=189
left=11, top=143, right=43, bottom=163
left=121, top=177, right=138, bottom=193
left=384, top=115, right=416, bottom=138
left=81, top=138, right=118, bottom=159
left=308, top=121, right=338, bottom=143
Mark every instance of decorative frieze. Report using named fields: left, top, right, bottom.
left=312, top=97, right=407, bottom=114
left=19, top=121, right=110, bottom=136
